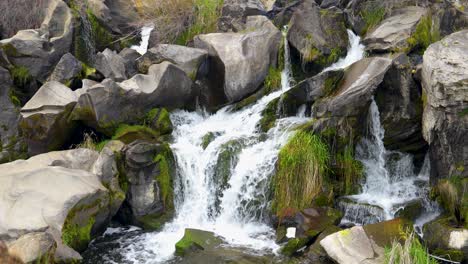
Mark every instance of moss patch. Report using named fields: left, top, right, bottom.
left=175, top=228, right=223, bottom=256
left=138, top=210, right=174, bottom=231
left=360, top=6, right=386, bottom=35
left=10, top=66, right=32, bottom=88
left=281, top=237, right=309, bottom=256
left=112, top=124, right=159, bottom=144
left=154, top=143, right=175, bottom=210
left=264, top=66, right=282, bottom=93
left=259, top=98, right=279, bottom=133
left=145, top=108, right=173, bottom=135
left=407, top=15, right=440, bottom=54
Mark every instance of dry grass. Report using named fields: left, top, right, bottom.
left=0, top=0, right=48, bottom=38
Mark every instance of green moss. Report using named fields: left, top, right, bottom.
left=323, top=72, right=344, bottom=97
left=138, top=210, right=174, bottom=230
left=10, top=66, right=32, bottom=88
left=145, top=108, right=173, bottom=135
left=272, top=131, right=329, bottom=217
left=360, top=6, right=386, bottom=35
left=1, top=43, right=19, bottom=57
left=407, top=15, right=440, bottom=54
left=457, top=108, right=468, bottom=117
left=112, top=124, right=159, bottom=144
left=154, top=143, right=174, bottom=209
left=175, top=229, right=223, bottom=256
left=201, top=132, right=216, bottom=149
left=335, top=147, right=363, bottom=195
left=115, top=151, right=129, bottom=193
left=86, top=9, right=114, bottom=51
left=259, top=98, right=279, bottom=133
left=317, top=48, right=342, bottom=67
left=281, top=237, right=309, bottom=256
left=8, top=88, right=21, bottom=106
left=431, top=249, right=464, bottom=262
left=264, top=66, right=282, bottom=93
left=433, top=177, right=468, bottom=227
left=80, top=63, right=96, bottom=79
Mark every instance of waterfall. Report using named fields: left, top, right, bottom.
left=86, top=30, right=366, bottom=263
left=340, top=100, right=433, bottom=225
left=78, top=11, right=97, bottom=65
left=131, top=26, right=154, bottom=55
left=323, top=29, right=365, bottom=72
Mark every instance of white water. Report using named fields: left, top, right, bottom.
left=323, top=29, right=365, bottom=72
left=115, top=29, right=365, bottom=263
left=131, top=26, right=154, bottom=55
left=342, top=100, right=432, bottom=224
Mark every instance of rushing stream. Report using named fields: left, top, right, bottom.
left=82, top=30, right=402, bottom=263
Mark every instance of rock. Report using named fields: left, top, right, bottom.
left=136, top=44, right=208, bottom=79
left=281, top=237, right=309, bottom=256
left=116, top=141, right=175, bottom=229
left=119, top=48, right=140, bottom=78
left=421, top=30, right=468, bottom=179
left=20, top=81, right=78, bottom=155
left=0, top=67, right=25, bottom=163
left=87, top=0, right=139, bottom=35
left=287, top=0, right=348, bottom=76
left=7, top=232, right=56, bottom=263
left=423, top=217, right=467, bottom=262
left=0, top=148, right=120, bottom=261
left=218, top=0, right=266, bottom=32
left=295, top=207, right=342, bottom=239
left=94, top=49, right=128, bottom=81
left=145, top=108, right=173, bottom=136
left=306, top=225, right=342, bottom=263
left=175, top=229, right=223, bottom=256
left=194, top=16, right=282, bottom=106
left=0, top=0, right=73, bottom=82
left=363, top=7, right=427, bottom=53
left=73, top=62, right=194, bottom=135
left=48, top=53, right=83, bottom=85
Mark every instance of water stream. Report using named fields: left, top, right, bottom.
left=84, top=30, right=367, bottom=263
left=131, top=26, right=154, bottom=55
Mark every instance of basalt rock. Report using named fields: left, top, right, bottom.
left=217, top=0, right=266, bottom=32
left=47, top=53, right=83, bottom=86
left=94, top=49, right=128, bottom=82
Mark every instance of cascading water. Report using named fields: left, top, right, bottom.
left=131, top=26, right=154, bottom=55
left=340, top=100, right=435, bottom=225
left=83, top=29, right=365, bottom=263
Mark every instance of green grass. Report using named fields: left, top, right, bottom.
left=10, top=65, right=32, bottom=88
left=335, top=147, right=363, bottom=195
left=407, top=15, right=440, bottom=54
left=176, top=0, right=224, bottom=45
left=385, top=232, right=437, bottom=264
left=264, top=66, right=282, bottom=93
left=433, top=176, right=467, bottom=227
left=360, top=6, right=386, bottom=35
left=272, top=131, right=329, bottom=217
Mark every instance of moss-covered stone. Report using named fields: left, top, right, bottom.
left=201, top=132, right=219, bottom=149
left=175, top=229, right=223, bottom=256
left=145, top=108, right=173, bottom=135
left=431, top=248, right=464, bottom=262
left=280, top=237, right=309, bottom=256
left=395, top=200, right=423, bottom=221
left=112, top=124, right=159, bottom=144
left=137, top=210, right=174, bottom=231
left=154, top=143, right=175, bottom=210
left=259, top=98, right=279, bottom=133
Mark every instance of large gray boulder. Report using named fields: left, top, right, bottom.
left=0, top=67, right=25, bottom=163
left=6, top=232, right=56, bottom=263
left=0, top=0, right=73, bottom=82
left=137, top=44, right=208, bottom=79
left=73, top=61, right=194, bottom=135
left=287, top=0, right=348, bottom=75
left=194, top=16, right=282, bottom=105
left=20, top=81, right=78, bottom=155
left=94, top=48, right=128, bottom=82
left=217, top=0, right=266, bottom=32
left=422, top=30, right=468, bottom=179
left=363, top=7, right=427, bottom=53
left=47, top=53, right=83, bottom=85
left=0, top=148, right=122, bottom=262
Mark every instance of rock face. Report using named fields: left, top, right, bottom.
left=20, top=81, right=78, bottom=155
left=421, top=30, right=468, bottom=179
left=364, top=7, right=427, bottom=53
left=218, top=0, right=266, bottom=32
left=423, top=217, right=468, bottom=254
left=0, top=0, right=73, bottom=82
left=74, top=62, right=194, bottom=135
left=48, top=53, right=83, bottom=85
left=287, top=0, right=348, bottom=75
left=87, top=0, right=140, bottom=35
left=95, top=49, right=128, bottom=82
left=0, top=67, right=24, bottom=163
left=194, top=15, right=282, bottom=105
left=0, top=148, right=123, bottom=262
left=137, top=44, right=208, bottom=78
left=7, top=232, right=56, bottom=263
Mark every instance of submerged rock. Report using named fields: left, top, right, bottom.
left=175, top=229, right=223, bottom=256
left=421, top=30, right=468, bottom=179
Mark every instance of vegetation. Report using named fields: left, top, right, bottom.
left=154, top=144, right=175, bottom=209
left=264, top=66, right=282, bottom=93
left=75, top=132, right=109, bottom=152
left=272, top=131, right=329, bottom=217
left=259, top=98, right=279, bottom=132
left=138, top=0, right=223, bottom=45
left=0, top=0, right=47, bottom=38
left=407, top=15, right=440, bottom=54
left=10, top=66, right=32, bottom=88
left=385, top=232, right=437, bottom=264
left=360, top=6, right=386, bottom=35
left=86, top=9, right=115, bottom=51
left=433, top=177, right=467, bottom=227
left=112, top=124, right=159, bottom=144
left=335, top=147, right=363, bottom=195
left=301, top=35, right=321, bottom=63
left=145, top=108, right=173, bottom=135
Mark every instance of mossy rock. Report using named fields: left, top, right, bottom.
left=280, top=237, right=309, bottom=256
left=296, top=207, right=342, bottom=239
left=423, top=216, right=467, bottom=253
left=112, top=124, right=159, bottom=144
left=154, top=143, right=175, bottom=210
left=306, top=225, right=342, bottom=262
left=394, top=200, right=423, bottom=221
left=431, top=248, right=465, bottom=263
left=259, top=98, right=279, bottom=133
left=362, top=218, right=410, bottom=248
left=175, top=229, right=223, bottom=256
left=201, top=132, right=222, bottom=149
left=145, top=108, right=173, bottom=136
left=137, top=210, right=174, bottom=231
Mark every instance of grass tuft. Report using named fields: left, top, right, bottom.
left=272, top=131, right=329, bottom=217
left=385, top=232, right=437, bottom=264
left=360, top=6, right=386, bottom=35
left=264, top=66, right=282, bottom=93
left=407, top=15, right=440, bottom=54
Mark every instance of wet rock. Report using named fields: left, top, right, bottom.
left=7, top=232, right=56, bottom=263
left=194, top=15, right=282, bottom=107
left=218, top=0, right=266, bottom=32
left=20, top=81, right=78, bottom=155
left=136, top=44, right=208, bottom=78
left=295, top=207, right=342, bottom=239
left=423, top=217, right=467, bottom=262
left=0, top=149, right=119, bottom=262
left=306, top=225, right=342, bottom=263
left=363, top=7, right=427, bottom=53
left=94, top=49, right=128, bottom=81
left=287, top=0, right=348, bottom=76
left=47, top=53, right=83, bottom=85
left=175, top=229, right=223, bottom=256
left=421, top=30, right=468, bottom=179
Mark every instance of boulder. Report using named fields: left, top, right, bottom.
left=217, top=0, right=266, bottom=32
left=421, top=30, right=468, bottom=179
left=295, top=207, right=342, bottom=238
left=116, top=141, right=175, bottom=229
left=119, top=48, right=140, bottom=78
left=423, top=217, right=467, bottom=262
left=136, top=44, right=208, bottom=78
left=20, top=81, right=78, bottom=155
left=306, top=225, right=342, bottom=263
left=0, top=148, right=122, bottom=261
left=194, top=15, right=282, bottom=106
left=94, top=49, right=128, bottom=81
left=87, top=0, right=139, bottom=35
left=73, top=62, right=194, bottom=135
left=0, top=67, right=25, bottom=163
left=0, top=0, right=73, bottom=82
left=175, top=229, right=223, bottom=256
left=7, top=232, right=56, bottom=263
left=287, top=0, right=348, bottom=75
left=47, top=53, right=83, bottom=85
left=363, top=7, right=427, bottom=53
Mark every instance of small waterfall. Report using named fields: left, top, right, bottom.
left=323, top=29, right=365, bottom=71
left=131, top=26, right=154, bottom=55
left=340, top=100, right=432, bottom=225
left=77, top=11, right=97, bottom=65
